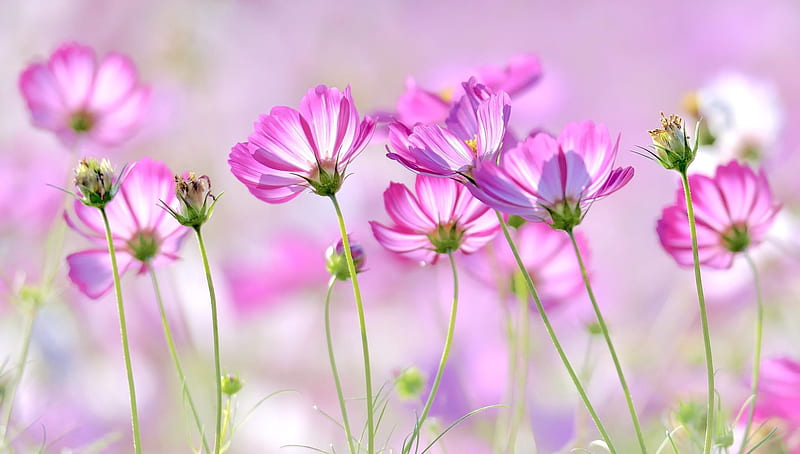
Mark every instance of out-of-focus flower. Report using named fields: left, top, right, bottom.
left=471, top=121, right=633, bottom=230
left=645, top=113, right=697, bottom=173
left=325, top=235, right=366, bottom=281
left=464, top=221, right=588, bottom=311
left=162, top=172, right=218, bottom=228
left=370, top=175, right=499, bottom=264
left=65, top=158, right=190, bottom=298
left=228, top=85, right=375, bottom=202
left=387, top=78, right=511, bottom=182
left=0, top=141, right=67, bottom=234
left=686, top=72, right=783, bottom=165
left=395, top=54, right=541, bottom=127
left=752, top=357, right=800, bottom=428
left=742, top=357, right=800, bottom=453
left=657, top=161, right=781, bottom=269
left=19, top=42, right=150, bottom=149
left=222, top=231, right=329, bottom=316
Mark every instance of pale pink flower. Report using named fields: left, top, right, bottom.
left=370, top=175, right=499, bottom=264
left=470, top=121, right=633, bottom=230
left=19, top=42, right=150, bottom=149
left=228, top=85, right=375, bottom=203
left=65, top=158, right=189, bottom=298
left=395, top=54, right=541, bottom=127
left=657, top=161, right=780, bottom=269
left=464, top=221, right=589, bottom=311
left=387, top=78, right=511, bottom=181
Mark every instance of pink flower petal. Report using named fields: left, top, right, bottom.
left=67, top=248, right=135, bottom=299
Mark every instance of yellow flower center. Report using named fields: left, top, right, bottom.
left=464, top=137, right=478, bottom=155
left=439, top=87, right=454, bottom=103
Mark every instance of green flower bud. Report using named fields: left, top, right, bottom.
left=221, top=373, right=243, bottom=396
left=325, top=236, right=366, bottom=281
left=647, top=113, right=698, bottom=173
left=162, top=172, right=219, bottom=228
left=73, top=158, right=120, bottom=208
left=395, top=366, right=426, bottom=401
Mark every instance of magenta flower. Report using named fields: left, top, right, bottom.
left=464, top=221, right=589, bottom=311
left=387, top=78, right=511, bottom=181
left=65, top=158, right=189, bottom=298
left=657, top=161, right=780, bottom=269
left=370, top=175, right=499, bottom=264
left=395, top=54, right=541, bottom=127
left=228, top=85, right=375, bottom=203
left=19, top=42, right=150, bottom=149
left=471, top=121, right=633, bottom=230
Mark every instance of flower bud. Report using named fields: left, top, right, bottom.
left=647, top=113, right=698, bottom=173
left=325, top=236, right=366, bottom=281
left=221, top=373, right=243, bottom=396
left=73, top=158, right=119, bottom=208
left=395, top=366, right=425, bottom=401
left=163, top=172, right=219, bottom=228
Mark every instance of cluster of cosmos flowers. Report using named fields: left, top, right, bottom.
left=2, top=40, right=796, bottom=454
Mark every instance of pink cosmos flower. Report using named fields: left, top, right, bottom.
left=65, top=158, right=190, bottom=298
left=228, top=85, right=375, bottom=203
left=464, top=221, right=589, bottom=311
left=387, top=78, right=511, bottom=181
left=657, top=161, right=781, bottom=269
left=470, top=121, right=634, bottom=230
left=395, top=54, right=541, bottom=127
left=748, top=357, right=800, bottom=452
left=19, top=42, right=150, bottom=149
left=369, top=175, right=499, bottom=264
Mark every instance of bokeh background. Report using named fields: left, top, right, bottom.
left=1, top=1, right=799, bottom=453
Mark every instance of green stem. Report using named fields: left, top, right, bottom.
left=0, top=179, right=75, bottom=450
left=403, top=252, right=460, bottom=454
left=496, top=212, right=616, bottom=453
left=567, top=229, right=648, bottom=454
left=101, top=208, right=142, bottom=454
left=195, top=227, right=223, bottom=454
left=148, top=267, right=211, bottom=454
left=324, top=279, right=357, bottom=454
left=507, top=272, right=531, bottom=454
left=737, top=254, right=764, bottom=454
left=680, top=171, right=715, bottom=454
left=0, top=305, right=36, bottom=451
left=491, top=293, right=516, bottom=454
left=329, top=195, right=374, bottom=454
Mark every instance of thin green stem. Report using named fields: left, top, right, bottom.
left=507, top=272, right=531, bottom=454
left=737, top=254, right=764, bottom=454
left=491, top=294, right=516, bottom=454
left=329, top=195, right=374, bottom=454
left=0, top=305, right=36, bottom=451
left=496, top=212, right=616, bottom=453
left=567, top=229, right=648, bottom=454
left=148, top=267, right=211, bottom=454
left=101, top=208, right=142, bottom=454
left=680, top=171, right=715, bottom=454
left=0, top=175, right=76, bottom=451
left=195, top=227, right=223, bottom=454
left=324, top=279, right=357, bottom=454
left=403, top=252, right=460, bottom=454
